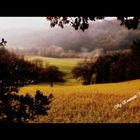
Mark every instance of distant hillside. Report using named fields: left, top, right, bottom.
left=3, top=20, right=140, bottom=56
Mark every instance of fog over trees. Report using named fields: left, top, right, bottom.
left=1, top=18, right=140, bottom=58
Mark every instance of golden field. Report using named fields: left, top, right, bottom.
left=20, top=79, right=140, bottom=123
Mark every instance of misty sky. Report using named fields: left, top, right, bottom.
left=0, top=17, right=50, bottom=47
left=0, top=16, right=116, bottom=37
left=0, top=17, right=118, bottom=50
left=0, top=17, right=116, bottom=30
left=0, top=17, right=48, bottom=30
left=0, top=17, right=138, bottom=57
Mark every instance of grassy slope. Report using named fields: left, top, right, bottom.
left=25, top=55, right=83, bottom=85
left=20, top=79, right=140, bottom=123
left=22, top=56, right=140, bottom=123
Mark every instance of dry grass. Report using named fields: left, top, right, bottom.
left=20, top=79, right=140, bottom=123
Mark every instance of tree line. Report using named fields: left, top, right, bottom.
left=72, top=39, right=140, bottom=85
left=0, top=48, right=65, bottom=87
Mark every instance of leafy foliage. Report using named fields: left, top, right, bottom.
left=44, top=66, right=65, bottom=87
left=130, top=39, right=140, bottom=77
left=0, top=48, right=53, bottom=123
left=47, top=17, right=140, bottom=31
left=94, top=52, right=136, bottom=83
left=72, top=40, right=140, bottom=85
left=0, top=38, right=7, bottom=48
left=0, top=89, right=53, bottom=123
left=47, top=17, right=104, bottom=31
left=72, top=59, right=95, bottom=85
left=117, top=17, right=140, bottom=29
left=0, top=48, right=65, bottom=85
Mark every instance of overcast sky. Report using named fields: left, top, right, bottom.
left=0, top=17, right=116, bottom=37
left=0, top=17, right=116, bottom=30
left=0, top=17, right=117, bottom=49
left=0, top=17, right=49, bottom=30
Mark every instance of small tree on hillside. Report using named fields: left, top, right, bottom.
left=45, top=66, right=65, bottom=87
left=72, top=59, right=95, bottom=85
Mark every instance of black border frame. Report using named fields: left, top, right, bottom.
left=0, top=3, right=140, bottom=138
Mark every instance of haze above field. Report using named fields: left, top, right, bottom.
left=0, top=17, right=140, bottom=55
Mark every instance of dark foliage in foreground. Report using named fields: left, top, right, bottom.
left=0, top=88, right=53, bottom=123
left=0, top=48, right=54, bottom=123
left=0, top=48, right=65, bottom=85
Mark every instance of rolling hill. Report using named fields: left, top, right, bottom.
left=20, top=79, right=140, bottom=123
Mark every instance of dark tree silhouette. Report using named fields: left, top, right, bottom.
left=46, top=17, right=140, bottom=31
left=44, top=66, right=65, bottom=87
left=0, top=38, right=7, bottom=48
left=130, top=39, right=140, bottom=77
left=72, top=59, right=95, bottom=85
left=0, top=88, right=53, bottom=123
left=131, top=39, right=140, bottom=59
left=0, top=48, right=53, bottom=123
left=72, top=49, right=140, bottom=85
